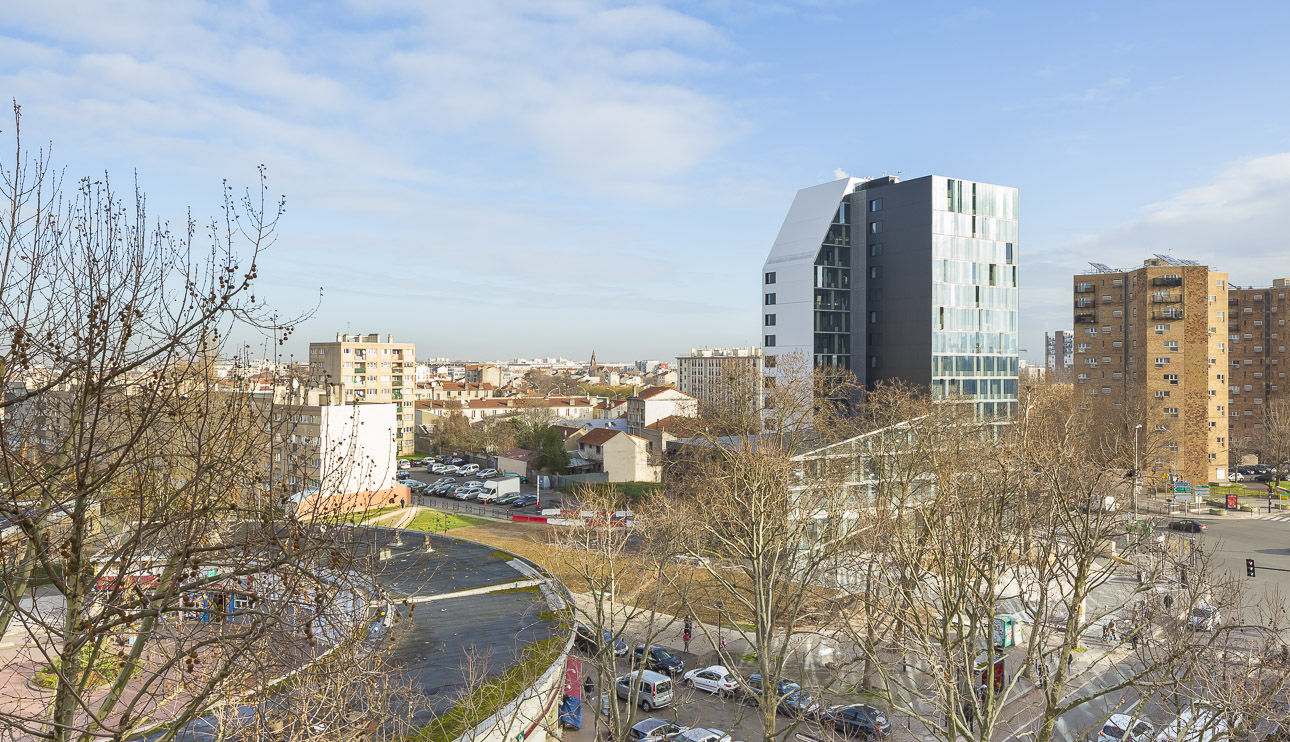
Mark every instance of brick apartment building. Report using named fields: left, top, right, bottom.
left=1227, top=278, right=1290, bottom=457
left=1072, top=257, right=1228, bottom=486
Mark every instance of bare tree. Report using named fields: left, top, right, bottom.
left=0, top=105, right=372, bottom=742
left=1255, top=400, right=1290, bottom=487
left=662, top=351, right=867, bottom=742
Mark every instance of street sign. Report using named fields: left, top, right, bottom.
left=1175, top=481, right=1193, bottom=494
left=1195, top=485, right=1210, bottom=497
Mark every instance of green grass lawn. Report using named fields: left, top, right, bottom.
left=405, top=510, right=492, bottom=533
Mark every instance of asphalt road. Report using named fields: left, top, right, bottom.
left=1164, top=511, right=1290, bottom=597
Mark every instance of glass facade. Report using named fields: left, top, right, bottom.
left=814, top=203, right=852, bottom=369
left=932, top=179, right=1020, bottom=418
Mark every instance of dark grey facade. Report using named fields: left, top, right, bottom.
left=762, top=174, right=1019, bottom=418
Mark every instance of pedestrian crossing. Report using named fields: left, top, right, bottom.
left=1261, top=513, right=1290, bottom=523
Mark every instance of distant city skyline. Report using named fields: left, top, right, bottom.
left=4, top=2, right=1290, bottom=362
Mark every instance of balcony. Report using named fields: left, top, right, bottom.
left=1075, top=313, right=1097, bottom=324
left=1075, top=285, right=1095, bottom=294
left=1151, top=294, right=1182, bottom=304
left=1151, top=277, right=1182, bottom=287
left=1076, top=298, right=1094, bottom=308
left=1151, top=309, right=1184, bottom=320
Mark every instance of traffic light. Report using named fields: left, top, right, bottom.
left=1247, top=558, right=1257, bottom=578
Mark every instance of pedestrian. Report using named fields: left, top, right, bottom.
left=1066, top=654, right=1073, bottom=675
left=684, top=614, right=693, bottom=636
left=1102, top=623, right=1110, bottom=642
left=1108, top=618, right=1117, bottom=642
left=962, top=699, right=975, bottom=732
left=683, top=630, right=691, bottom=653
left=583, top=674, right=594, bottom=698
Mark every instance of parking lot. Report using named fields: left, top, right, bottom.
left=399, top=458, right=575, bottom=517
left=564, top=649, right=888, bottom=742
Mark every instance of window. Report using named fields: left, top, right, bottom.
left=1164, top=407, right=1179, bottom=416
left=764, top=335, right=776, bottom=347
left=1112, top=278, right=1123, bottom=287
left=869, top=243, right=883, bottom=256
left=1255, top=320, right=1264, bottom=327
left=1164, top=374, right=1179, bottom=384
left=869, top=221, right=882, bottom=234
left=869, top=266, right=883, bottom=279
left=869, top=311, right=881, bottom=323
left=869, top=356, right=881, bottom=368
left=1154, top=357, right=1170, bottom=367
left=1164, top=340, right=1178, bottom=351
left=869, top=198, right=882, bottom=212
left=869, top=333, right=882, bottom=346
left=765, top=271, right=776, bottom=284
left=765, top=293, right=776, bottom=305
left=764, top=314, right=776, bottom=326
left=1155, top=324, right=1168, bottom=334
left=1156, top=390, right=1170, bottom=398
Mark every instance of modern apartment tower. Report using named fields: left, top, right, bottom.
left=308, top=333, right=417, bottom=455
left=1045, top=330, right=1074, bottom=382
left=676, top=347, right=765, bottom=415
left=761, top=175, right=1020, bottom=418
left=1072, top=258, right=1228, bottom=486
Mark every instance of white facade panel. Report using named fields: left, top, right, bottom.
left=762, top=178, right=858, bottom=374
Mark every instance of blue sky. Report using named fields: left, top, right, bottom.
left=3, top=1, right=1289, bottom=364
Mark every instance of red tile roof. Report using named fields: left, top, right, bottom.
left=578, top=428, right=621, bottom=446
left=636, top=386, right=691, bottom=400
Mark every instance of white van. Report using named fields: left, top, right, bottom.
left=616, top=670, right=673, bottom=711
left=458, top=463, right=480, bottom=476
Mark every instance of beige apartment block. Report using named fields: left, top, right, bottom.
left=1227, top=279, right=1290, bottom=458
left=308, top=333, right=416, bottom=455
left=676, top=347, right=764, bottom=415
left=1073, top=258, right=1228, bottom=487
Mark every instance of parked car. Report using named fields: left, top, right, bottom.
left=741, top=673, right=806, bottom=712
left=674, top=729, right=731, bottom=742
left=430, top=463, right=449, bottom=474
left=475, top=490, right=500, bottom=503
left=822, top=704, right=892, bottom=738
left=615, top=670, right=673, bottom=711
left=573, top=623, right=627, bottom=656
left=779, top=687, right=820, bottom=718
left=682, top=666, right=737, bottom=697
left=1169, top=520, right=1207, bottom=533
left=449, top=457, right=467, bottom=466
left=1096, top=714, right=1154, bottom=742
left=477, top=468, right=499, bottom=478
left=398, top=459, right=410, bottom=470
left=439, top=465, right=460, bottom=475
left=1155, top=704, right=1240, bottom=741
left=494, top=492, right=523, bottom=505
left=1189, top=605, right=1221, bottom=631
left=459, top=463, right=481, bottom=476
left=454, top=488, right=479, bottom=501
left=633, top=645, right=684, bottom=676
left=628, top=719, right=688, bottom=742
left=512, top=494, right=539, bottom=508
left=406, top=480, right=428, bottom=491
left=396, top=471, right=411, bottom=480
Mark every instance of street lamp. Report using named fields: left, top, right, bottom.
left=1134, top=423, right=1143, bottom=515
left=716, top=601, right=724, bottom=653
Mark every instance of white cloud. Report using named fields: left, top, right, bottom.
left=833, top=167, right=849, bottom=179
left=1022, top=152, right=1290, bottom=358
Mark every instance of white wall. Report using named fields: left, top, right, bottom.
left=319, top=403, right=398, bottom=496
left=761, top=178, right=858, bottom=376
